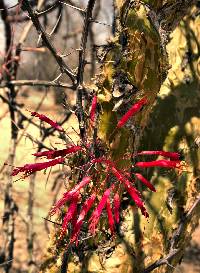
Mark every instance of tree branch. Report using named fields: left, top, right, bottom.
left=0, top=80, right=74, bottom=89
left=21, top=0, right=76, bottom=84
left=75, top=0, right=96, bottom=140
left=143, top=196, right=200, bottom=273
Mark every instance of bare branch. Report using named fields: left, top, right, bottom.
left=75, top=0, right=96, bottom=139
left=143, top=196, right=200, bottom=273
left=0, top=1, right=19, bottom=270
left=0, top=80, right=74, bottom=89
left=21, top=0, right=76, bottom=84
left=59, top=0, right=85, bottom=14
left=77, top=0, right=96, bottom=85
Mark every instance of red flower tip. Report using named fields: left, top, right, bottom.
left=135, top=173, right=156, bottom=192
left=59, top=194, right=79, bottom=241
left=50, top=176, right=91, bottom=216
left=70, top=193, right=96, bottom=244
left=12, top=157, right=65, bottom=177
left=33, top=145, right=82, bottom=159
left=137, top=151, right=180, bottom=161
left=89, top=186, right=113, bottom=234
left=117, top=97, right=148, bottom=128
left=106, top=199, right=115, bottom=234
left=111, top=167, right=148, bottom=217
left=90, top=95, right=98, bottom=123
left=31, top=111, right=64, bottom=132
left=135, top=160, right=181, bottom=169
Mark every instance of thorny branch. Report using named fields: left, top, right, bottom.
left=76, top=0, right=96, bottom=140
left=0, top=1, right=20, bottom=271
left=143, top=196, right=200, bottom=273
left=77, top=0, right=96, bottom=85
left=21, top=0, right=76, bottom=84
left=6, top=1, right=60, bottom=23
left=0, top=80, right=74, bottom=89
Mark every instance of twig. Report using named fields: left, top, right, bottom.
left=0, top=260, right=13, bottom=268
left=0, top=94, right=41, bottom=130
left=49, top=8, right=62, bottom=36
left=0, top=3, right=19, bottom=11
left=142, top=249, right=179, bottom=273
left=76, top=0, right=96, bottom=85
left=1, top=1, right=19, bottom=271
left=0, top=80, right=74, bottom=89
left=43, top=217, right=62, bottom=226
left=142, top=196, right=200, bottom=273
left=91, top=19, right=112, bottom=27
left=6, top=1, right=59, bottom=22
left=36, top=1, right=59, bottom=15
left=76, top=0, right=96, bottom=139
left=59, top=1, right=85, bottom=14
left=21, top=0, right=76, bottom=84
left=170, top=195, right=200, bottom=251
left=89, top=0, right=100, bottom=77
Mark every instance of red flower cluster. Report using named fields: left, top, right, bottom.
left=46, top=152, right=183, bottom=245
left=11, top=102, right=184, bottom=246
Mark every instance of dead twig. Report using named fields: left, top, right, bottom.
left=0, top=80, right=74, bottom=89
left=142, top=196, right=200, bottom=273
left=76, top=0, right=96, bottom=139
left=21, top=0, right=76, bottom=84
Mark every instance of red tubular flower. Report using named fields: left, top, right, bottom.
left=90, top=95, right=97, bottom=123
left=70, top=193, right=96, bottom=244
left=33, top=145, right=82, bottom=159
left=116, top=97, right=148, bottom=128
left=114, top=193, right=120, bottom=224
left=64, top=176, right=91, bottom=199
left=106, top=199, right=115, bottom=234
left=89, top=186, right=113, bottom=234
left=71, top=200, right=79, bottom=230
left=12, top=157, right=65, bottom=177
left=134, top=173, right=156, bottom=192
left=91, top=157, right=113, bottom=167
left=135, top=160, right=181, bottom=169
left=31, top=111, right=64, bottom=132
left=59, top=194, right=79, bottom=241
left=137, top=151, right=180, bottom=161
left=50, top=176, right=91, bottom=215
left=111, top=167, right=148, bottom=217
